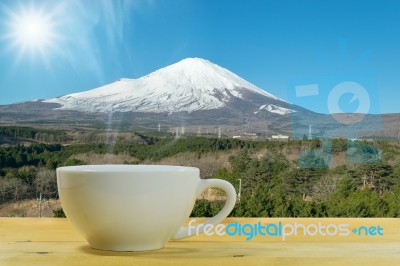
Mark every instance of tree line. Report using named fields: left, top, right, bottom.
left=1, top=128, right=400, bottom=217
left=192, top=141, right=400, bottom=217
left=0, top=136, right=257, bottom=205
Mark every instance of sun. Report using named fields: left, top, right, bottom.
left=4, top=3, right=59, bottom=58
left=13, top=11, right=53, bottom=50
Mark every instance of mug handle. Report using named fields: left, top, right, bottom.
left=171, top=179, right=236, bottom=240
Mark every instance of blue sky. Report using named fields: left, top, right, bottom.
left=0, top=0, right=399, bottom=114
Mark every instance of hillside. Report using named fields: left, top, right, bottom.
left=1, top=128, right=400, bottom=218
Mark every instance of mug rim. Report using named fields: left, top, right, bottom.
left=57, top=164, right=200, bottom=173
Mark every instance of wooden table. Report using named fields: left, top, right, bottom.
left=1, top=218, right=400, bottom=265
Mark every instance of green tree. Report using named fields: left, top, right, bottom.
left=228, top=149, right=251, bottom=173
left=245, top=184, right=271, bottom=217
left=190, top=199, right=212, bottom=217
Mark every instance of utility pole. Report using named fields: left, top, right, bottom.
left=259, top=130, right=268, bottom=139
left=38, top=192, right=44, bottom=218
left=237, top=178, right=242, bottom=202
left=362, top=174, right=368, bottom=188
left=308, top=125, right=313, bottom=140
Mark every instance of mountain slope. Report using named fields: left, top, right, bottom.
left=0, top=58, right=396, bottom=138
left=0, top=57, right=323, bottom=135
left=43, top=58, right=296, bottom=115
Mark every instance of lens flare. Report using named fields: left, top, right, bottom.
left=12, top=11, right=53, bottom=50
left=3, top=3, right=59, bottom=59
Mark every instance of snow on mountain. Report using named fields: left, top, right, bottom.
left=254, top=104, right=296, bottom=115
left=44, top=58, right=293, bottom=115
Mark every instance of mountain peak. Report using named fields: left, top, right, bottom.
left=169, top=57, right=215, bottom=68
left=142, top=57, right=283, bottom=100
left=176, top=57, right=212, bottom=64
left=44, top=58, right=291, bottom=114
left=147, top=57, right=221, bottom=77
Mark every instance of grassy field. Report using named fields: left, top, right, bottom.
left=0, top=199, right=61, bottom=217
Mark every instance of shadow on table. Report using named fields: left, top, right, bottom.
left=78, top=245, right=199, bottom=257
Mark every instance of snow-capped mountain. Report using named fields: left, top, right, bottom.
left=44, top=58, right=296, bottom=115
left=255, top=104, right=296, bottom=115
left=0, top=58, right=392, bottom=138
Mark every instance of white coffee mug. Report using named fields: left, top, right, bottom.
left=56, top=165, right=236, bottom=251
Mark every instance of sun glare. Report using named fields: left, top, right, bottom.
left=5, top=4, right=58, bottom=57
left=13, top=13, right=52, bottom=49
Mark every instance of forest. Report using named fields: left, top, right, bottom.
left=1, top=126, right=400, bottom=217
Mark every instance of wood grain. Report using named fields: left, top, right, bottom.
left=1, top=218, right=400, bottom=266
